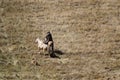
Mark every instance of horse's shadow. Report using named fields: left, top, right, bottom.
left=50, top=49, right=64, bottom=59
left=54, top=49, right=64, bottom=55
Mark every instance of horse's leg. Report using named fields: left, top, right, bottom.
left=38, top=47, right=41, bottom=54
left=43, top=48, right=45, bottom=55
left=47, top=45, right=50, bottom=55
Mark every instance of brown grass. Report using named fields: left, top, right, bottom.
left=0, top=0, right=120, bottom=80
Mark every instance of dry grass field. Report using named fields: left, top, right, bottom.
left=0, top=0, right=120, bottom=80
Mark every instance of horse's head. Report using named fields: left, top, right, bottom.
left=35, top=37, right=42, bottom=44
left=35, top=37, right=39, bottom=43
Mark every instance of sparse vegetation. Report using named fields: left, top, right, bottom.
left=0, top=0, right=120, bottom=80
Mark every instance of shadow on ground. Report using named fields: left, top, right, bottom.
left=54, top=49, right=64, bottom=55
left=50, top=49, right=65, bottom=59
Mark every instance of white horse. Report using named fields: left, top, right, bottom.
left=35, top=37, right=47, bottom=53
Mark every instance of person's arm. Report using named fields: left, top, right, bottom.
left=44, top=35, right=50, bottom=44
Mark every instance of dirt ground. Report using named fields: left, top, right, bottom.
left=0, top=0, right=120, bottom=80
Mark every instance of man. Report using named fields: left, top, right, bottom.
left=44, top=31, right=55, bottom=57
left=44, top=32, right=53, bottom=44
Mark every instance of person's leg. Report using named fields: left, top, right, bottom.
left=52, top=42, right=54, bottom=52
left=50, top=43, right=56, bottom=57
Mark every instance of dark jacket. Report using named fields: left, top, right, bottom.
left=44, top=32, right=53, bottom=44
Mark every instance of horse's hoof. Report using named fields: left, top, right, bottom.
left=45, top=54, right=49, bottom=56
left=37, top=52, right=41, bottom=54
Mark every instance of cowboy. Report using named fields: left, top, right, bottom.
left=44, top=32, right=53, bottom=44
left=44, top=31, right=54, bottom=57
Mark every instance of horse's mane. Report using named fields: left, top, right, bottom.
left=36, top=37, right=47, bottom=49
